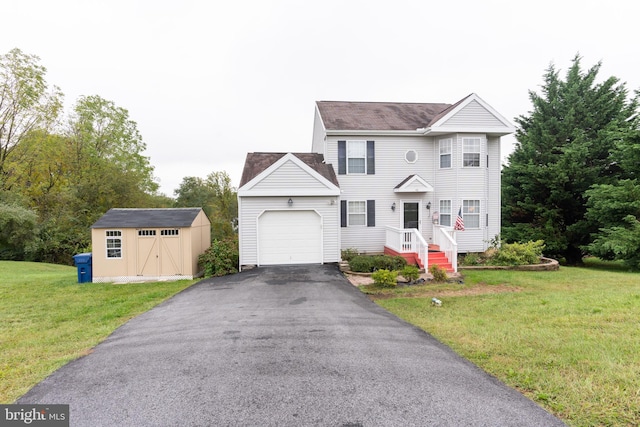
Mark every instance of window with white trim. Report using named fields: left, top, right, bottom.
left=347, top=140, right=366, bottom=174
left=161, top=229, right=179, bottom=236
left=439, top=139, right=452, bottom=168
left=463, top=200, right=481, bottom=228
left=138, top=230, right=156, bottom=236
left=106, top=230, right=122, bottom=258
left=348, top=201, right=366, bottom=226
left=439, top=200, right=452, bottom=227
left=463, top=138, right=481, bottom=167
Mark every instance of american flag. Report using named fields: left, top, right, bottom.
left=454, top=207, right=465, bottom=231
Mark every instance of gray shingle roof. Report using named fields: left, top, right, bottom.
left=316, top=100, right=457, bottom=131
left=91, top=208, right=204, bottom=229
left=239, top=152, right=339, bottom=187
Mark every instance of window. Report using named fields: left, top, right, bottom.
left=348, top=201, right=366, bottom=226
left=106, top=230, right=122, bottom=258
left=439, top=200, right=452, bottom=226
left=439, top=139, right=452, bottom=168
left=405, top=150, right=418, bottom=163
left=338, top=140, right=374, bottom=175
left=463, top=138, right=481, bottom=167
left=138, top=230, right=156, bottom=236
left=161, top=229, right=179, bottom=236
left=463, top=200, right=480, bottom=228
left=347, top=141, right=366, bottom=174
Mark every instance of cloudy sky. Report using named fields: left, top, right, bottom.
left=3, top=0, right=639, bottom=196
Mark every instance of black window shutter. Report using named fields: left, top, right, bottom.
left=366, top=140, right=375, bottom=175
left=367, top=200, right=375, bottom=227
left=340, top=200, right=347, bottom=227
left=338, top=141, right=346, bottom=175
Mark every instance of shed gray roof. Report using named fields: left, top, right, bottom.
left=316, top=99, right=465, bottom=131
left=91, top=208, right=204, bottom=229
left=239, top=152, right=339, bottom=188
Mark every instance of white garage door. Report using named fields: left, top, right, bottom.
left=258, top=210, right=322, bottom=265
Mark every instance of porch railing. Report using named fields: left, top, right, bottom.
left=433, top=225, right=458, bottom=272
left=385, top=226, right=428, bottom=267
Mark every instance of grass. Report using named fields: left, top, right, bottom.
left=364, top=263, right=640, bottom=426
left=0, top=261, right=196, bottom=403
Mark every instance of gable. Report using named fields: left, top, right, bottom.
left=426, top=94, right=515, bottom=135
left=238, top=153, right=340, bottom=197
left=394, top=175, right=434, bottom=193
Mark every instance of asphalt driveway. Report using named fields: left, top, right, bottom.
left=19, top=265, right=564, bottom=426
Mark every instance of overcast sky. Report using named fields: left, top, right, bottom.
left=3, top=0, right=639, bottom=196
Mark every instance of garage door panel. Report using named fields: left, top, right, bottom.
left=259, top=211, right=321, bottom=265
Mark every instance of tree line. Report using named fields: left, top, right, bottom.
left=0, top=48, right=236, bottom=264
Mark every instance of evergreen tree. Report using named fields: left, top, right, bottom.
left=502, top=55, right=638, bottom=264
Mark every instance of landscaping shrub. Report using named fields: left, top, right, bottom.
left=461, top=252, right=481, bottom=266
left=198, top=238, right=239, bottom=277
left=341, top=248, right=359, bottom=262
left=348, top=255, right=407, bottom=272
left=429, top=264, right=448, bottom=282
left=490, top=240, right=545, bottom=266
left=401, top=265, right=420, bottom=282
left=371, top=269, right=398, bottom=287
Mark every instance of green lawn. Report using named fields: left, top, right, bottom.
left=0, top=261, right=196, bottom=403
left=365, top=263, right=640, bottom=426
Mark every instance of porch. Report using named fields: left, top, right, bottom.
left=384, top=225, right=458, bottom=273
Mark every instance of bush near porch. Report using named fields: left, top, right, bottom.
left=347, top=254, right=407, bottom=273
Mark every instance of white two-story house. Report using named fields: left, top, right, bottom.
left=237, top=94, right=514, bottom=272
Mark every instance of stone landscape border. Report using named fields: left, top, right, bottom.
left=458, top=257, right=559, bottom=271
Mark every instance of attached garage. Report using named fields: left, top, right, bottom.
left=91, top=208, right=211, bottom=283
left=238, top=152, right=340, bottom=269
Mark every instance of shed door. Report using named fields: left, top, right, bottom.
left=160, top=230, right=183, bottom=275
left=137, top=232, right=159, bottom=276
left=258, top=210, right=322, bottom=265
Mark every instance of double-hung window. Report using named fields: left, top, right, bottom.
left=439, top=200, right=452, bottom=226
left=439, top=139, right=452, bottom=168
left=463, top=200, right=481, bottom=228
left=348, top=201, right=366, bottom=226
left=347, top=141, right=366, bottom=174
left=106, top=230, right=122, bottom=258
left=338, top=140, right=374, bottom=175
left=463, top=138, right=481, bottom=167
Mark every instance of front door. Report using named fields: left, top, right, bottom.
left=403, top=201, right=420, bottom=230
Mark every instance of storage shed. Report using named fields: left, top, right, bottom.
left=238, top=152, right=341, bottom=269
left=91, top=208, right=211, bottom=283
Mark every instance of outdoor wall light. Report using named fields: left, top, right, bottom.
left=391, top=202, right=396, bottom=212
left=426, top=202, right=431, bottom=210
left=288, top=198, right=293, bottom=206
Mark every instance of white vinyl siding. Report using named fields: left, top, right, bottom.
left=436, top=99, right=509, bottom=129
left=251, top=159, right=327, bottom=191
left=439, top=200, right=452, bottom=227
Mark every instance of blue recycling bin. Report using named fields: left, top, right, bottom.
left=73, top=253, right=93, bottom=283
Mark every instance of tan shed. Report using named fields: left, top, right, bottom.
left=90, top=208, right=211, bottom=283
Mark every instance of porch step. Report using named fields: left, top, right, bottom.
left=428, top=251, right=454, bottom=273
left=384, top=246, right=453, bottom=272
